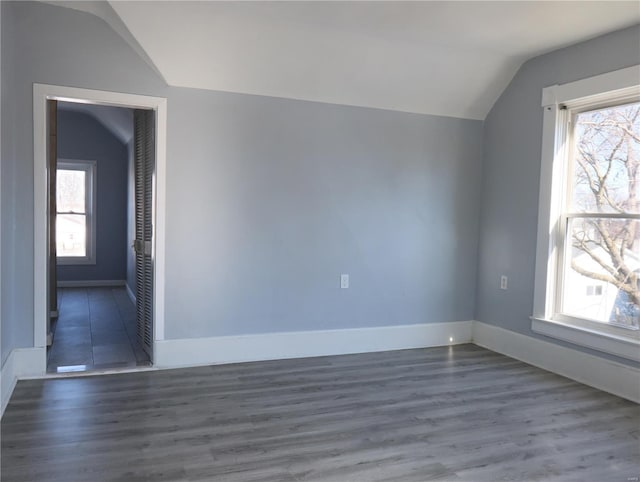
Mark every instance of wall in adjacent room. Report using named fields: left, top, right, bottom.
left=56, top=108, right=130, bottom=282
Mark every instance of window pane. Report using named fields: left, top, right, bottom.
left=56, top=214, right=86, bottom=257
left=57, top=169, right=85, bottom=214
left=562, top=216, right=639, bottom=329
left=571, top=102, right=640, bottom=214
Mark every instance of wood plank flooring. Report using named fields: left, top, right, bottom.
left=2, top=344, right=639, bottom=481
left=47, top=287, right=150, bottom=373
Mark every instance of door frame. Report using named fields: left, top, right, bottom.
left=33, top=83, right=167, bottom=372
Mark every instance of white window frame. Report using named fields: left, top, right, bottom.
left=532, top=65, right=640, bottom=362
left=56, top=159, right=97, bottom=265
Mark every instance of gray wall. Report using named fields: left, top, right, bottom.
left=1, top=0, right=166, bottom=363
left=1, top=0, right=18, bottom=364
left=475, top=24, right=640, bottom=367
left=3, top=1, right=638, bottom=367
left=166, top=88, right=482, bottom=338
left=0, top=0, right=3, bottom=366
left=1, top=1, right=483, bottom=357
left=56, top=108, right=130, bottom=282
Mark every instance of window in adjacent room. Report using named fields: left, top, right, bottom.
left=532, top=66, right=640, bottom=361
left=56, top=160, right=96, bottom=264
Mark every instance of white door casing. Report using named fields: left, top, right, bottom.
left=33, top=84, right=167, bottom=373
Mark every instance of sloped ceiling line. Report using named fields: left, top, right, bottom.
left=58, top=102, right=134, bottom=145
left=42, top=1, right=167, bottom=84
left=46, top=1, right=640, bottom=120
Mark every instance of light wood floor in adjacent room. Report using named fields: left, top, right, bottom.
left=2, top=344, right=638, bottom=481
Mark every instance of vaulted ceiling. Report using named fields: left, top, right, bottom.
left=53, top=1, right=640, bottom=120
left=58, top=102, right=133, bottom=144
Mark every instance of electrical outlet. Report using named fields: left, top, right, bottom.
left=340, top=274, right=349, bottom=289
left=500, top=275, right=508, bottom=290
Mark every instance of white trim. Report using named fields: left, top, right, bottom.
left=155, top=321, right=474, bottom=368
left=473, top=321, right=640, bottom=403
left=33, top=84, right=167, bottom=371
left=2, top=322, right=638, bottom=415
left=533, top=102, right=568, bottom=321
left=1, top=348, right=46, bottom=416
left=153, top=102, right=167, bottom=342
left=531, top=317, right=639, bottom=362
left=37, top=365, right=156, bottom=380
left=56, top=279, right=126, bottom=288
left=542, top=65, right=640, bottom=108
left=55, top=159, right=97, bottom=265
left=125, top=283, right=136, bottom=305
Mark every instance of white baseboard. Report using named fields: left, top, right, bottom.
left=473, top=321, right=640, bottom=403
left=155, top=321, right=473, bottom=369
left=1, top=347, right=46, bottom=416
left=57, top=279, right=126, bottom=288
left=125, top=283, right=136, bottom=305
left=3, top=320, right=636, bottom=420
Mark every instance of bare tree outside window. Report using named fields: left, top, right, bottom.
left=563, top=102, right=640, bottom=329
left=57, top=169, right=85, bottom=213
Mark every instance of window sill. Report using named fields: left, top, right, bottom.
left=531, top=317, right=640, bottom=362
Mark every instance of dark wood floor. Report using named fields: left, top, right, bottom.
left=2, top=344, right=638, bottom=481
left=48, top=287, right=150, bottom=373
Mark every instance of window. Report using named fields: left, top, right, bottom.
left=56, top=160, right=96, bottom=265
left=560, top=102, right=640, bottom=329
left=533, top=66, right=640, bottom=362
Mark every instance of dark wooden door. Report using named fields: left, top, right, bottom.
left=133, top=109, right=155, bottom=358
left=48, top=99, right=58, bottom=343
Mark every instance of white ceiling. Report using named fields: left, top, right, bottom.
left=65, top=1, right=640, bottom=120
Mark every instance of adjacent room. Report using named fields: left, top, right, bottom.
left=0, top=1, right=638, bottom=481
left=48, top=102, right=151, bottom=373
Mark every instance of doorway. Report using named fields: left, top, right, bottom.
left=33, top=84, right=167, bottom=375
left=47, top=102, right=152, bottom=372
